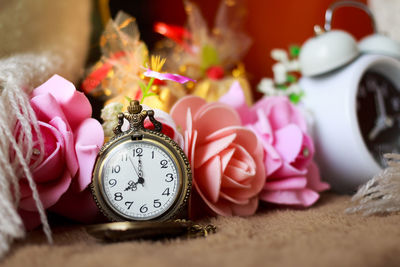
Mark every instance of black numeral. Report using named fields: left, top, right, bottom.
left=114, top=192, right=123, bottom=201
left=153, top=199, right=161, bottom=208
left=140, top=204, right=148, bottom=213
left=121, top=154, right=128, bottom=161
left=152, top=151, right=155, bottom=159
left=133, top=148, right=143, bottom=157
left=160, top=160, right=168, bottom=168
left=165, top=173, right=174, bottom=182
left=162, top=188, right=170, bottom=196
left=112, top=165, right=120, bottom=173
left=125, top=201, right=133, bottom=209
left=108, top=179, right=117, bottom=187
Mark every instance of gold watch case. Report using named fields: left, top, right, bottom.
left=91, top=100, right=192, bottom=222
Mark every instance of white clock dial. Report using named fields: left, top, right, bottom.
left=101, top=141, right=180, bottom=220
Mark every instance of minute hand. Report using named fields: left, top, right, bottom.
left=375, top=88, right=387, bottom=118
left=129, top=157, right=140, bottom=178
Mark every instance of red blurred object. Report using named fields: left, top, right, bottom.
left=81, top=51, right=126, bottom=94
left=206, top=66, right=225, bottom=80
left=154, top=22, right=191, bottom=45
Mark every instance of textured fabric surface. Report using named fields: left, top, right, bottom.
left=2, top=193, right=400, bottom=267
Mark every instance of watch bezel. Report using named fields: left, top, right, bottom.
left=91, top=129, right=191, bottom=222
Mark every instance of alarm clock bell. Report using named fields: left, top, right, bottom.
left=299, top=1, right=400, bottom=193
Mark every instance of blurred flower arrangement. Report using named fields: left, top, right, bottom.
left=257, top=46, right=304, bottom=104
left=16, top=2, right=330, bottom=230
left=153, top=0, right=253, bottom=105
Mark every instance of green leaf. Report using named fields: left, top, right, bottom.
left=276, top=84, right=288, bottom=90
left=289, top=92, right=304, bottom=104
left=289, top=45, right=301, bottom=58
left=146, top=93, right=157, bottom=97
left=286, top=74, right=297, bottom=83
left=125, top=96, right=132, bottom=102
left=139, top=81, right=147, bottom=94
left=201, top=44, right=220, bottom=71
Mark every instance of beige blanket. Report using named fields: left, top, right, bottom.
left=2, top=193, right=400, bottom=267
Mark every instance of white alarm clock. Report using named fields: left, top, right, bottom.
left=299, top=1, right=400, bottom=193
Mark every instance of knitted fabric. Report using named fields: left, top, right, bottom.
left=0, top=52, right=63, bottom=257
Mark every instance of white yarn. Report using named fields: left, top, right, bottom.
left=0, top=52, right=62, bottom=257
left=347, top=153, right=400, bottom=215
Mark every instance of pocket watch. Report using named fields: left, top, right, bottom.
left=91, top=100, right=191, bottom=221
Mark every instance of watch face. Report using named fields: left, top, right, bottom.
left=357, top=71, right=400, bottom=166
left=101, top=140, right=180, bottom=220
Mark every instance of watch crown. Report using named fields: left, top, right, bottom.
left=128, top=100, right=142, bottom=114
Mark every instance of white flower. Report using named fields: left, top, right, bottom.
left=287, top=83, right=302, bottom=94
left=285, top=59, right=300, bottom=72
left=101, top=102, right=123, bottom=137
left=270, top=49, right=288, bottom=63
left=272, top=63, right=287, bottom=84
left=257, top=78, right=275, bottom=95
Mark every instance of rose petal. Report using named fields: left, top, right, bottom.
left=30, top=93, right=67, bottom=123
left=274, top=124, right=303, bottom=163
left=264, top=177, right=307, bottom=191
left=195, top=155, right=222, bottom=203
left=170, top=96, right=206, bottom=132
left=73, top=118, right=104, bottom=191
left=194, top=103, right=241, bottom=144
left=272, top=161, right=307, bottom=178
left=218, top=81, right=254, bottom=124
left=231, top=197, right=259, bottom=216
left=220, top=148, right=235, bottom=172
left=220, top=191, right=250, bottom=205
left=31, top=122, right=64, bottom=183
left=32, top=75, right=92, bottom=130
left=221, top=175, right=251, bottom=189
left=206, top=126, right=258, bottom=154
left=19, top=170, right=72, bottom=210
left=194, top=133, right=236, bottom=168
left=49, top=117, right=78, bottom=177
left=306, top=161, right=330, bottom=192
left=254, top=96, right=307, bottom=132
left=259, top=188, right=320, bottom=207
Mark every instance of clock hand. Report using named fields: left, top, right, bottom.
left=129, top=156, right=141, bottom=179
left=137, top=157, right=144, bottom=186
left=375, top=87, right=387, bottom=118
left=368, top=116, right=394, bottom=141
left=124, top=180, right=137, bottom=191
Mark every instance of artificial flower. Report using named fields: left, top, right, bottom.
left=257, top=46, right=303, bottom=104
left=170, top=96, right=266, bottom=217
left=17, top=75, right=104, bottom=229
left=220, top=82, right=330, bottom=207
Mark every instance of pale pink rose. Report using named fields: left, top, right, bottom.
left=219, top=82, right=330, bottom=207
left=170, top=96, right=266, bottom=217
left=17, top=75, right=104, bottom=230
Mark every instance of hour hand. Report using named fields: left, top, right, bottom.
left=368, top=116, right=394, bottom=141
left=124, top=180, right=137, bottom=191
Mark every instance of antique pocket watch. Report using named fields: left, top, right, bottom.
left=91, top=100, right=191, bottom=222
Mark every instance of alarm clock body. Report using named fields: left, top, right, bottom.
left=300, top=54, right=400, bottom=193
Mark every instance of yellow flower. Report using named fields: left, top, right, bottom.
left=150, top=55, right=166, bottom=72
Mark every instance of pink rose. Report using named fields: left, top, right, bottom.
left=220, top=82, right=329, bottom=207
left=17, top=75, right=104, bottom=229
left=170, top=96, right=266, bottom=217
